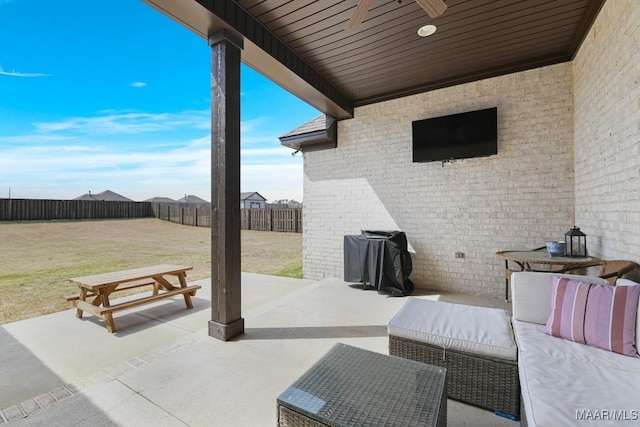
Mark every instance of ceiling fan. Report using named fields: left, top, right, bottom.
left=345, top=0, right=447, bottom=32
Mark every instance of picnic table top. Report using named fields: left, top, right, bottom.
left=69, top=264, right=193, bottom=289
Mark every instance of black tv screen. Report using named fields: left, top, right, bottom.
left=412, top=107, right=497, bottom=163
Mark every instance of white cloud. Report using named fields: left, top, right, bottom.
left=31, top=110, right=210, bottom=135
left=0, top=138, right=210, bottom=198
left=241, top=147, right=292, bottom=157
left=187, top=135, right=210, bottom=147
left=240, top=117, right=269, bottom=140
left=0, top=65, right=50, bottom=78
left=1, top=110, right=304, bottom=202
left=241, top=163, right=303, bottom=201
left=0, top=140, right=303, bottom=201
left=130, top=81, right=147, bottom=88
left=0, top=134, right=74, bottom=144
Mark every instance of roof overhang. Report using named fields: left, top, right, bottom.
left=279, top=115, right=338, bottom=152
left=142, top=0, right=353, bottom=119
left=143, top=0, right=606, bottom=122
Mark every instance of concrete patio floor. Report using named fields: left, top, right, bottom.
left=1, top=273, right=520, bottom=426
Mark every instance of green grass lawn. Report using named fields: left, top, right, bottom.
left=0, top=218, right=302, bottom=324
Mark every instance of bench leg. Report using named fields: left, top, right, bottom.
left=76, top=288, right=87, bottom=318
left=153, top=274, right=194, bottom=309
left=104, top=313, right=117, bottom=333
left=178, top=273, right=193, bottom=309
left=100, top=293, right=117, bottom=333
left=182, top=294, right=194, bottom=309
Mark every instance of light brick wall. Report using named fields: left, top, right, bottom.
left=573, top=0, right=640, bottom=261
left=303, top=63, right=575, bottom=297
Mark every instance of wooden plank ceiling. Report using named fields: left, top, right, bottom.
left=144, top=0, right=605, bottom=118
left=236, top=0, right=604, bottom=107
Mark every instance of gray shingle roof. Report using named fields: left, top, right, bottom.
left=144, top=197, right=176, bottom=203
left=240, top=192, right=266, bottom=201
left=176, top=194, right=209, bottom=204
left=74, top=190, right=133, bottom=202
left=279, top=114, right=337, bottom=152
left=280, top=114, right=328, bottom=138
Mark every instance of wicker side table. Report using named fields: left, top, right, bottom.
left=277, top=343, right=447, bottom=427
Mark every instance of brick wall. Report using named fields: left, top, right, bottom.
left=573, top=0, right=640, bottom=261
left=303, top=63, right=575, bottom=297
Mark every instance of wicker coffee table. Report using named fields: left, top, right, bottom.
left=277, top=343, right=447, bottom=426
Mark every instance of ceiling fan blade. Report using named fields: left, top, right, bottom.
left=345, top=0, right=374, bottom=32
left=415, top=0, right=447, bottom=18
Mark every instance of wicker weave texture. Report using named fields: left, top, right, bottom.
left=278, top=405, right=328, bottom=427
left=277, top=343, right=446, bottom=426
left=389, top=335, right=520, bottom=419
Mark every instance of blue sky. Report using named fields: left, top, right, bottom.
left=0, top=0, right=319, bottom=202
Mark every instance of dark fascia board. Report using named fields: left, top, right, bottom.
left=142, top=0, right=353, bottom=120
left=280, top=120, right=337, bottom=152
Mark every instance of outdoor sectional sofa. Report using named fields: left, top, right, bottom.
left=389, top=271, right=640, bottom=426
left=511, top=272, right=640, bottom=426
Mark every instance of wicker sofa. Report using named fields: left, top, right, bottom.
left=511, top=272, right=640, bottom=426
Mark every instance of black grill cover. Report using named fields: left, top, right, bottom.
left=344, top=230, right=413, bottom=296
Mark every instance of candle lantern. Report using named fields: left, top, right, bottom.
left=564, top=226, right=587, bottom=257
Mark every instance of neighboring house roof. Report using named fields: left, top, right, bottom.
left=268, top=200, right=302, bottom=208
left=240, top=192, right=267, bottom=201
left=279, top=114, right=337, bottom=152
left=176, top=194, right=209, bottom=204
left=74, top=190, right=133, bottom=202
left=144, top=197, right=176, bottom=203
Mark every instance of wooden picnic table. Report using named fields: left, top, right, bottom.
left=67, top=264, right=200, bottom=333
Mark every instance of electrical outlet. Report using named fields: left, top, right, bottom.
left=455, top=252, right=465, bottom=259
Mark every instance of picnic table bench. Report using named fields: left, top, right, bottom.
left=66, top=264, right=200, bottom=333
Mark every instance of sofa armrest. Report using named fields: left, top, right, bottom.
left=511, top=272, right=609, bottom=325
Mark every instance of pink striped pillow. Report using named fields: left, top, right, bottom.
left=544, top=277, right=592, bottom=344
left=544, top=276, right=640, bottom=357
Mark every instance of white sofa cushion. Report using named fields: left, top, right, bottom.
left=514, top=321, right=640, bottom=373
left=514, top=320, right=640, bottom=426
left=387, top=298, right=517, bottom=360
left=511, top=272, right=609, bottom=325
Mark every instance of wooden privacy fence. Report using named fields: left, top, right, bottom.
left=151, top=203, right=302, bottom=233
left=151, top=203, right=212, bottom=228
left=243, top=208, right=302, bottom=232
left=0, top=199, right=154, bottom=221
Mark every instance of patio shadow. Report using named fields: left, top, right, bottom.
left=74, top=295, right=210, bottom=337
left=0, top=327, right=106, bottom=423
left=243, top=324, right=387, bottom=340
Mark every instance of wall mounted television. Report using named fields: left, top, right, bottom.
left=412, top=107, right=497, bottom=163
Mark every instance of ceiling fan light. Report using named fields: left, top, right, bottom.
left=417, top=24, right=437, bottom=37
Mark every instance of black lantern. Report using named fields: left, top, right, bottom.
left=564, top=226, right=587, bottom=257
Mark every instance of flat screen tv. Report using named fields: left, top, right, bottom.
left=412, top=107, right=497, bottom=163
